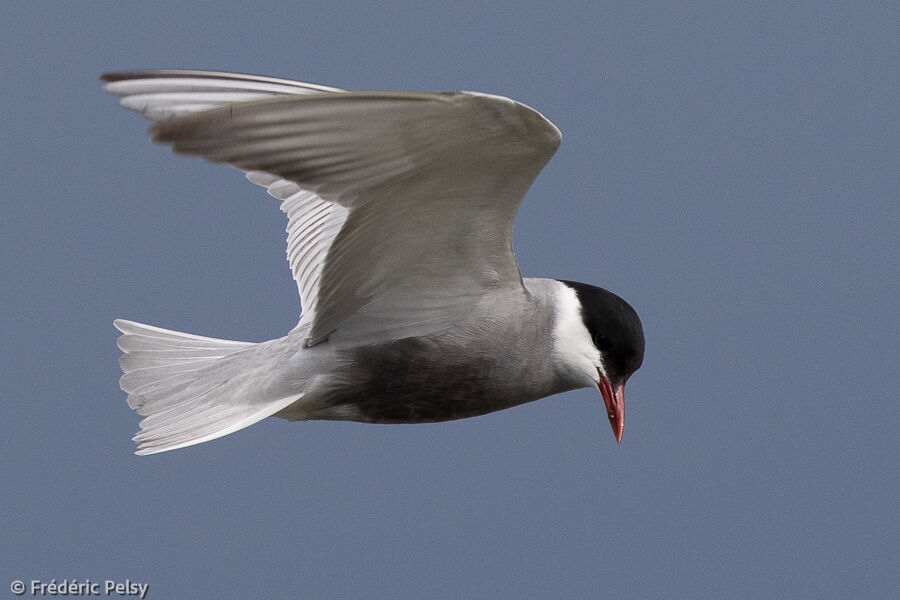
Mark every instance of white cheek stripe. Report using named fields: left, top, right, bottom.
left=551, top=283, right=604, bottom=381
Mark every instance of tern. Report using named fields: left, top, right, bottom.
left=102, top=70, right=645, bottom=455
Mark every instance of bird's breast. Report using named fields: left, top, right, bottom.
left=312, top=334, right=550, bottom=424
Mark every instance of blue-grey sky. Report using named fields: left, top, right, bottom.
left=2, top=2, right=897, bottom=598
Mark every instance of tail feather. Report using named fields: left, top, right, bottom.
left=122, top=369, right=207, bottom=397
left=114, top=319, right=299, bottom=455
left=133, top=400, right=298, bottom=455
left=115, top=319, right=253, bottom=345
left=119, top=354, right=214, bottom=370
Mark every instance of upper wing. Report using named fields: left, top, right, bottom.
left=145, top=83, right=562, bottom=345
left=104, top=70, right=561, bottom=345
left=103, top=70, right=347, bottom=329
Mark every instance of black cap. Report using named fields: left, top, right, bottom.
left=559, top=280, right=645, bottom=383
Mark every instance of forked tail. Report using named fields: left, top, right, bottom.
left=115, top=320, right=299, bottom=455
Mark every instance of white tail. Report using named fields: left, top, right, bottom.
left=115, top=319, right=299, bottom=455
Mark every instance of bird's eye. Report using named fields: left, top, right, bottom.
left=592, top=333, right=610, bottom=350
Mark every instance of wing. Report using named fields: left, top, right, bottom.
left=102, top=70, right=347, bottom=329
left=244, top=171, right=348, bottom=329
left=145, top=81, right=562, bottom=345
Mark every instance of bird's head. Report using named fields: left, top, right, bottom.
left=554, top=280, right=645, bottom=442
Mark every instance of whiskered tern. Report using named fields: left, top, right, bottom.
left=102, top=70, right=645, bottom=455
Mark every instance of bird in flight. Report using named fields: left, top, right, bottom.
left=102, top=70, right=644, bottom=455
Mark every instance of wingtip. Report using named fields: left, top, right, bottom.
left=100, top=69, right=196, bottom=83
left=101, top=69, right=171, bottom=82
left=100, top=70, right=143, bottom=83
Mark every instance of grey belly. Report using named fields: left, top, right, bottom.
left=313, top=336, right=542, bottom=424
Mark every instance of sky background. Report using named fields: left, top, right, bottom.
left=2, top=2, right=897, bottom=598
